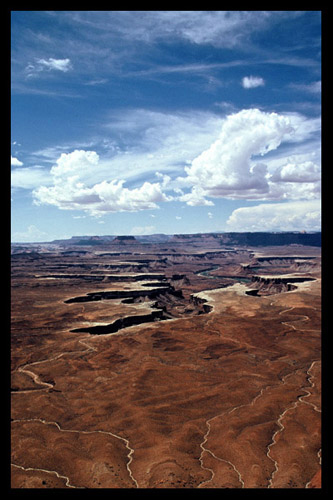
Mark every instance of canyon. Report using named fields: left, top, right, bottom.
left=11, top=232, right=321, bottom=489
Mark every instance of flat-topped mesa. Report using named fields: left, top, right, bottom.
left=111, top=235, right=138, bottom=245
left=246, top=274, right=316, bottom=296
left=251, top=275, right=315, bottom=285
left=170, top=231, right=321, bottom=247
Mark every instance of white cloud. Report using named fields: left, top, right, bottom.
left=29, top=108, right=321, bottom=216
left=242, top=76, right=265, bottom=89
left=178, top=109, right=293, bottom=201
left=37, top=109, right=225, bottom=189
left=104, top=11, right=291, bottom=49
left=175, top=216, right=182, bottom=220
left=11, top=166, right=53, bottom=189
left=177, top=108, right=321, bottom=204
left=51, top=150, right=99, bottom=178
left=290, top=81, right=321, bottom=94
left=270, top=161, right=321, bottom=183
left=11, top=156, right=23, bottom=167
left=37, top=58, right=72, bottom=72
left=32, top=150, right=171, bottom=215
left=282, top=113, right=321, bottom=144
left=178, top=185, right=214, bottom=206
left=226, top=200, right=321, bottom=232
left=25, top=58, right=72, bottom=78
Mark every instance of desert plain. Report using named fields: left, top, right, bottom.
left=11, top=232, right=321, bottom=489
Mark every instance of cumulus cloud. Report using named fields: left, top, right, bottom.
left=11, top=156, right=23, bottom=167
left=178, top=108, right=293, bottom=202
left=270, top=161, right=321, bottom=183
left=51, top=150, right=99, bottom=178
left=32, top=149, right=171, bottom=215
left=178, top=185, right=214, bottom=206
left=226, top=200, right=321, bottom=232
left=29, top=109, right=321, bottom=216
left=242, top=76, right=265, bottom=88
left=177, top=108, right=321, bottom=205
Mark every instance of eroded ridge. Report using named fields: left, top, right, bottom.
left=11, top=417, right=139, bottom=488
left=266, top=363, right=321, bottom=489
left=11, top=462, right=81, bottom=489
left=198, top=417, right=245, bottom=488
left=198, top=384, right=275, bottom=488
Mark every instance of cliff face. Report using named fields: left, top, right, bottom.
left=172, top=232, right=321, bottom=247
left=247, top=275, right=315, bottom=295
left=46, top=231, right=321, bottom=248
left=111, top=236, right=137, bottom=245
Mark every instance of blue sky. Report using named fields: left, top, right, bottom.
left=11, top=11, right=321, bottom=242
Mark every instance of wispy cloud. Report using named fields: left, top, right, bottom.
left=62, top=10, right=279, bottom=48
left=25, top=57, right=72, bottom=78
left=12, top=11, right=320, bottom=94
left=289, top=80, right=321, bottom=94
left=11, top=166, right=53, bottom=189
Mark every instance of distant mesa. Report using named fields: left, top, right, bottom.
left=16, top=231, right=321, bottom=247
left=170, top=232, right=321, bottom=247
left=76, top=236, right=105, bottom=246
left=54, top=235, right=139, bottom=246
left=111, top=235, right=137, bottom=245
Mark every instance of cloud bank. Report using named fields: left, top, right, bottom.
left=226, top=200, right=321, bottom=232
left=31, top=108, right=321, bottom=231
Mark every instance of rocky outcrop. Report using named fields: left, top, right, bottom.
left=190, top=294, right=213, bottom=313
left=247, top=275, right=315, bottom=295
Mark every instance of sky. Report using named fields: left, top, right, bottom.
left=11, top=10, right=321, bottom=242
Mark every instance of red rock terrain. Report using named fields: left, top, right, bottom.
left=11, top=238, right=321, bottom=488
